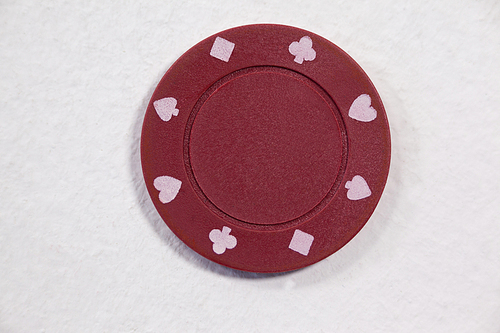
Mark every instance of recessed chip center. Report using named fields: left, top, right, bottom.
left=188, top=67, right=344, bottom=225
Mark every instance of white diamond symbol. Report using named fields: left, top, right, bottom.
left=210, top=37, right=235, bottom=62
left=288, top=229, right=314, bottom=256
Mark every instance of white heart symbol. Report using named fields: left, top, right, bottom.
left=153, top=97, right=179, bottom=122
left=345, top=175, right=371, bottom=200
left=288, top=36, right=316, bottom=64
left=153, top=176, right=182, bottom=204
left=209, top=226, right=237, bottom=255
left=348, top=94, right=377, bottom=122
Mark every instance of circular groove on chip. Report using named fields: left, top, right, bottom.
left=185, top=66, right=348, bottom=228
left=141, top=24, right=391, bottom=273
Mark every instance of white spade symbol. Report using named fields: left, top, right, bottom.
left=153, top=97, right=179, bottom=122
left=345, top=175, right=372, bottom=200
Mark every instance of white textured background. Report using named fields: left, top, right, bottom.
left=1, top=1, right=499, bottom=332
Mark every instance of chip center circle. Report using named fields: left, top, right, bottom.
left=188, top=67, right=344, bottom=226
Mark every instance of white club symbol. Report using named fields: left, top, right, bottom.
left=153, top=97, right=179, bottom=122
left=209, top=226, right=237, bottom=255
left=345, top=175, right=372, bottom=201
left=288, top=36, right=316, bottom=64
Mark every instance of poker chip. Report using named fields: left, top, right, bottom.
left=141, top=24, right=390, bottom=273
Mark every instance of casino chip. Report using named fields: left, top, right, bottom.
left=141, top=24, right=390, bottom=273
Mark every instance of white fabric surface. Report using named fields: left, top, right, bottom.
left=1, top=1, right=499, bottom=332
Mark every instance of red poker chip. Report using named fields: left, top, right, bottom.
left=141, top=24, right=390, bottom=273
